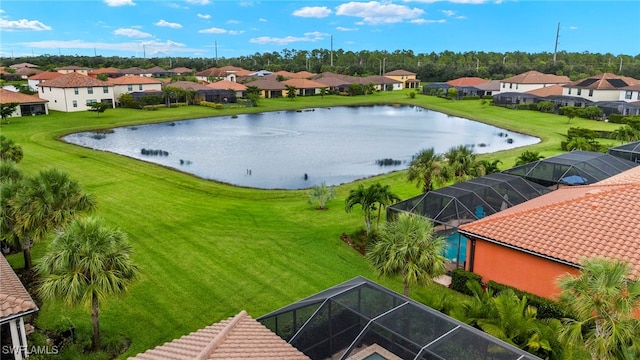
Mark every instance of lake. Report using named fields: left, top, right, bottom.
left=63, top=105, right=539, bottom=189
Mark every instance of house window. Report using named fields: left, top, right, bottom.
left=589, top=89, right=593, bottom=96
left=575, top=102, right=582, bottom=107
left=74, top=88, right=79, bottom=95
left=138, top=84, right=143, bottom=90
left=103, top=86, right=109, bottom=94
left=509, top=83, right=513, bottom=89
left=72, top=100, right=77, bottom=108
left=127, top=85, right=133, bottom=91
left=502, top=83, right=505, bottom=88
left=577, top=89, right=582, bottom=96
left=516, top=84, right=519, bottom=90
left=86, top=99, right=97, bottom=105
left=626, top=91, right=633, bottom=100
left=568, top=88, right=572, bottom=95
left=41, top=87, right=44, bottom=93
left=637, top=92, right=640, bottom=100
left=87, top=87, right=94, bottom=94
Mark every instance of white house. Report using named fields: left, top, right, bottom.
left=37, top=73, right=114, bottom=112
left=108, top=76, right=163, bottom=101
left=499, top=71, right=570, bottom=94
left=0, top=89, right=49, bottom=117
left=562, top=73, right=640, bottom=102
left=27, top=72, right=63, bottom=91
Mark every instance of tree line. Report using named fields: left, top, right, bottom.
left=2, top=49, right=639, bottom=81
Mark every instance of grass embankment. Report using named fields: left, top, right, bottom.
left=0, top=91, right=621, bottom=358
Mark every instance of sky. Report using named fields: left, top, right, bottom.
left=0, top=0, right=638, bottom=60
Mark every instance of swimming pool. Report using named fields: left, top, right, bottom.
left=444, top=231, right=468, bottom=265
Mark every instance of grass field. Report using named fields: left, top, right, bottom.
left=1, top=91, right=622, bottom=358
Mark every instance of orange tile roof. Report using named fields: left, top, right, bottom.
left=0, top=89, right=48, bottom=104
left=384, top=69, right=416, bottom=76
left=206, top=79, right=247, bottom=91
left=526, top=84, right=564, bottom=97
left=566, top=73, right=640, bottom=90
left=281, top=78, right=327, bottom=89
left=128, top=310, right=309, bottom=360
left=459, top=170, right=640, bottom=278
left=89, top=67, right=122, bottom=75
left=107, top=76, right=163, bottom=85
left=446, top=77, right=488, bottom=87
left=29, top=71, right=64, bottom=80
left=37, top=72, right=109, bottom=88
left=502, top=71, right=570, bottom=84
left=293, top=71, right=316, bottom=79
left=596, top=165, right=640, bottom=185
left=1, top=255, right=38, bottom=321
left=170, top=67, right=194, bottom=74
left=244, top=78, right=287, bottom=90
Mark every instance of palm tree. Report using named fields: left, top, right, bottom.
left=245, top=85, right=261, bottom=107
left=345, top=183, right=399, bottom=235
left=9, top=168, right=97, bottom=271
left=308, top=182, right=335, bottom=210
left=566, top=137, right=593, bottom=151
left=515, top=150, right=544, bottom=166
left=611, top=125, right=640, bottom=144
left=557, top=258, right=640, bottom=359
left=37, top=216, right=139, bottom=351
left=479, top=159, right=502, bottom=174
left=286, top=85, right=297, bottom=100
left=443, top=145, right=485, bottom=182
left=366, top=212, right=446, bottom=296
left=406, top=148, right=448, bottom=193
left=0, top=135, right=24, bottom=163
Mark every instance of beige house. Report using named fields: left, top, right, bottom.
left=27, top=72, right=63, bottom=91
left=0, top=89, right=49, bottom=117
left=1, top=255, right=39, bottom=360
left=384, top=69, right=420, bottom=89
left=55, top=65, right=92, bottom=76
left=37, top=73, right=114, bottom=112
left=562, top=73, right=640, bottom=103
left=108, top=76, right=163, bottom=101
left=499, top=71, right=569, bottom=93
left=206, top=79, right=247, bottom=98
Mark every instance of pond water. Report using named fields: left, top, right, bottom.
left=63, top=105, right=539, bottom=189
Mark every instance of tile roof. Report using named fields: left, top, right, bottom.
left=170, top=67, right=194, bottom=74
left=29, top=71, right=64, bottom=81
left=196, top=66, right=248, bottom=77
left=206, top=79, right=247, bottom=91
left=243, top=78, right=287, bottom=90
left=526, top=84, right=564, bottom=97
left=128, top=310, right=309, bottom=360
left=281, top=78, right=327, bottom=89
left=474, top=79, right=501, bottom=91
left=446, top=77, right=489, bottom=87
left=459, top=167, right=640, bottom=279
left=55, top=65, right=92, bottom=71
left=15, top=68, right=42, bottom=76
left=1, top=255, right=38, bottom=322
left=0, top=89, right=48, bottom=104
left=502, top=71, right=570, bottom=84
left=107, top=76, right=163, bottom=85
left=384, top=69, right=416, bottom=76
left=89, top=67, right=122, bottom=75
left=37, top=72, right=110, bottom=88
left=9, top=63, right=38, bottom=69
left=166, top=81, right=211, bottom=91
left=565, top=73, right=640, bottom=90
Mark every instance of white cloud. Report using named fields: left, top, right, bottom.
left=227, top=19, right=240, bottom=24
left=249, top=32, right=327, bottom=45
left=197, top=13, right=211, bottom=19
left=336, top=26, right=358, bottom=31
left=155, top=20, right=182, bottom=29
left=259, top=18, right=267, bottom=22
left=405, top=0, right=487, bottom=3
left=104, top=0, right=135, bottom=6
left=239, top=1, right=255, bottom=7
left=185, top=0, right=210, bottom=4
left=199, top=27, right=226, bottom=34
left=442, top=10, right=455, bottom=16
left=0, top=18, right=52, bottom=31
left=336, top=1, right=424, bottom=25
left=411, top=18, right=446, bottom=24
left=228, top=30, right=245, bottom=35
left=456, top=15, right=467, bottom=19
left=569, top=26, right=578, bottom=30
left=292, top=6, right=332, bottom=18
left=113, top=28, right=152, bottom=38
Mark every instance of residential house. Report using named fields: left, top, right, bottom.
left=168, top=67, right=194, bottom=76
left=459, top=165, right=640, bottom=300
left=1, top=255, right=39, bottom=360
left=384, top=69, right=420, bottom=89
left=562, top=73, right=640, bottom=103
left=145, top=66, right=173, bottom=77
left=37, top=73, right=114, bottom=112
left=120, top=67, right=152, bottom=77
left=206, top=79, right=247, bottom=98
left=108, top=76, right=163, bottom=103
left=446, top=77, right=490, bottom=97
left=27, top=71, right=63, bottom=91
left=243, top=78, right=286, bottom=98
left=281, top=78, right=327, bottom=96
left=9, top=62, right=38, bottom=70
left=0, top=89, right=49, bottom=117
left=128, top=310, right=309, bottom=360
left=167, top=81, right=236, bottom=103
left=474, top=79, right=501, bottom=97
left=5, top=67, right=42, bottom=81
left=196, top=66, right=248, bottom=83
left=88, top=67, right=123, bottom=79
left=499, top=71, right=569, bottom=94
left=55, top=65, right=91, bottom=76
left=357, top=75, right=403, bottom=91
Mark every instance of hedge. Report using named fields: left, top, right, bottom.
left=450, top=268, right=482, bottom=296
left=487, top=280, right=573, bottom=319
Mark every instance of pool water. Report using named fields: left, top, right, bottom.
left=364, top=353, right=388, bottom=360
left=444, top=232, right=468, bottom=264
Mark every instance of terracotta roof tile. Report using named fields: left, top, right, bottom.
left=37, top=72, right=110, bottom=88
left=206, top=80, right=247, bottom=91
left=596, top=165, right=640, bottom=185
left=526, top=84, right=564, bottom=97
left=384, top=69, right=416, bottom=76
left=107, top=76, right=163, bottom=85
left=502, top=71, right=570, bottom=84
left=446, top=77, right=488, bottom=87
left=128, top=311, right=309, bottom=360
left=565, top=73, right=640, bottom=90
left=89, top=67, right=122, bottom=75
left=29, top=71, right=64, bottom=80
left=281, top=78, right=327, bottom=89
left=170, top=67, right=194, bottom=74
left=166, top=81, right=211, bottom=91
left=459, top=169, right=640, bottom=278
left=1, top=255, right=38, bottom=320
left=243, top=79, right=287, bottom=90
left=0, top=89, right=48, bottom=104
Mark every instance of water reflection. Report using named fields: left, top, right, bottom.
left=63, top=105, right=539, bottom=189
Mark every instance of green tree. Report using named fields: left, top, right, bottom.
left=0, top=135, right=24, bottom=163
left=286, top=85, right=297, bottom=100
left=479, top=159, right=502, bottom=174
left=37, top=216, right=139, bottom=351
left=96, top=73, right=108, bottom=81
left=8, top=168, right=97, bottom=271
left=566, top=137, right=593, bottom=151
left=88, top=102, right=109, bottom=117
left=245, top=85, right=261, bottom=107
left=515, top=150, right=544, bottom=166
left=366, top=212, right=446, bottom=297
left=406, top=148, right=448, bottom=192
left=536, top=101, right=554, bottom=113
left=443, top=145, right=485, bottom=182
left=447, top=87, right=459, bottom=100
left=319, top=87, right=328, bottom=98
left=561, top=106, right=578, bottom=124
left=557, top=258, right=640, bottom=359
left=611, top=125, right=640, bottom=143
left=345, top=183, right=399, bottom=235
left=0, top=102, right=19, bottom=124
left=307, top=182, right=335, bottom=210
left=363, top=83, right=376, bottom=95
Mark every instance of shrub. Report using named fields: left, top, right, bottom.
left=199, top=101, right=224, bottom=109
left=143, top=105, right=158, bottom=111
left=487, top=280, right=571, bottom=319
left=516, top=104, right=529, bottom=110
left=450, top=268, right=482, bottom=296
left=461, top=96, right=480, bottom=100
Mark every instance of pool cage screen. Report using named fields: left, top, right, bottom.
left=502, top=150, right=639, bottom=188
left=258, top=277, right=540, bottom=360
left=608, top=141, right=640, bottom=163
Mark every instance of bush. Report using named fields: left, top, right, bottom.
left=143, top=105, right=159, bottom=111
left=516, top=104, right=530, bottom=110
left=461, top=96, right=480, bottom=100
left=487, top=280, right=571, bottom=319
left=450, top=268, right=482, bottom=296
left=199, top=100, right=224, bottom=109
left=608, top=114, right=626, bottom=123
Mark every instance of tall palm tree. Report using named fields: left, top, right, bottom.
left=0, top=135, right=24, bottom=163
left=345, top=183, right=399, bottom=235
left=479, top=159, right=502, bottom=175
left=611, top=125, right=640, bottom=144
left=366, top=212, right=446, bottom=296
left=443, top=145, right=485, bottom=182
left=406, top=148, right=448, bottom=193
left=9, top=168, right=97, bottom=271
left=37, top=216, right=139, bottom=351
left=557, top=258, right=640, bottom=359
left=566, top=137, right=593, bottom=151
left=515, top=150, right=544, bottom=166
left=1, top=162, right=23, bottom=251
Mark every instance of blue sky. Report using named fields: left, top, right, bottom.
left=1, top=0, right=638, bottom=59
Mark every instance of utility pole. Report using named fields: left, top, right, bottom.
left=475, top=57, right=479, bottom=72
left=378, top=59, right=382, bottom=76
left=619, top=57, right=623, bottom=73
left=553, top=22, right=560, bottom=65
left=330, top=35, right=334, bottom=67
left=143, top=44, right=146, bottom=59
left=383, top=58, right=386, bottom=75
left=215, top=41, right=218, bottom=66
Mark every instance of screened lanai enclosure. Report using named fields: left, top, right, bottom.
left=502, top=150, right=639, bottom=188
left=386, top=173, right=551, bottom=267
left=608, top=141, right=640, bottom=163
left=258, top=277, right=541, bottom=360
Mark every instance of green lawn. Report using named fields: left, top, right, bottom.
left=1, top=91, right=621, bottom=358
